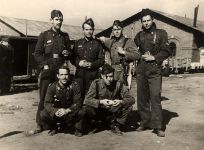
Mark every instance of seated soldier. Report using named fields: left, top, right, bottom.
left=28, top=66, right=83, bottom=136
left=79, top=64, right=135, bottom=136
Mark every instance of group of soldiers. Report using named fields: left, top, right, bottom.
left=27, top=8, right=172, bottom=137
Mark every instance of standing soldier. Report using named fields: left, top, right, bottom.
left=72, top=18, right=104, bottom=99
left=30, top=10, right=71, bottom=134
left=99, top=20, right=140, bottom=86
left=134, top=9, right=171, bottom=137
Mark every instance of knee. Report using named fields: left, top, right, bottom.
left=40, top=110, right=50, bottom=120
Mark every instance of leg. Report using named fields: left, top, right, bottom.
left=137, top=71, right=150, bottom=128
left=36, top=78, right=50, bottom=126
left=148, top=72, right=162, bottom=129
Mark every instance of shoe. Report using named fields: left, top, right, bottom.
left=74, top=129, right=83, bottom=137
left=111, top=124, right=123, bottom=136
left=25, top=125, right=43, bottom=136
left=154, top=129, right=165, bottom=137
left=136, top=126, right=146, bottom=132
left=48, top=129, right=58, bottom=136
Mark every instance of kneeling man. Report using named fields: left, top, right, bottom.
left=80, top=64, right=135, bottom=135
left=40, top=66, right=82, bottom=136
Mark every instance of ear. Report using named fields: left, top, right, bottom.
left=50, top=18, right=53, bottom=23
left=57, top=74, right=59, bottom=79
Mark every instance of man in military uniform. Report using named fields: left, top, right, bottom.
left=134, top=9, right=172, bottom=137
left=99, top=20, right=140, bottom=85
left=0, top=37, right=14, bottom=94
left=32, top=10, right=71, bottom=134
left=72, top=18, right=104, bottom=99
left=78, top=64, right=135, bottom=136
left=39, top=66, right=82, bottom=136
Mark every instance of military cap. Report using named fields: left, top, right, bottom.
left=1, top=37, right=9, bottom=42
left=140, top=8, right=153, bottom=19
left=112, top=20, right=123, bottom=28
left=51, top=9, right=63, bottom=19
left=82, top=18, right=95, bottom=29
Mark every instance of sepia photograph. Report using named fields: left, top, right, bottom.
left=0, top=0, right=204, bottom=149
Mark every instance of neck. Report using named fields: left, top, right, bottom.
left=52, top=27, right=60, bottom=33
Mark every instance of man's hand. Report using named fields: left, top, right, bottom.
left=100, top=99, right=113, bottom=108
left=142, top=52, right=155, bottom=62
left=43, top=65, right=49, bottom=70
left=55, top=108, right=68, bottom=117
left=112, top=99, right=123, bottom=106
left=117, top=47, right=126, bottom=55
left=62, top=50, right=69, bottom=57
left=79, top=60, right=92, bottom=68
left=97, top=36, right=106, bottom=43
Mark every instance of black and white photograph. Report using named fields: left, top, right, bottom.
left=0, top=0, right=204, bottom=149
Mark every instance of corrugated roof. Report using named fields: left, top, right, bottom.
left=0, top=16, right=102, bottom=40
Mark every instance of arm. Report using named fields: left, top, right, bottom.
left=34, top=32, right=46, bottom=69
left=44, top=84, right=58, bottom=118
left=89, top=42, right=105, bottom=69
left=123, top=39, right=140, bottom=61
left=84, top=81, right=100, bottom=108
left=120, top=84, right=135, bottom=107
left=154, top=30, right=172, bottom=65
left=69, top=83, right=82, bottom=113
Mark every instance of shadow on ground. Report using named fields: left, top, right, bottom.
left=162, top=109, right=179, bottom=130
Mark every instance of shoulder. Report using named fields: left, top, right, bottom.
left=75, top=38, right=84, bottom=45
left=135, top=31, right=143, bottom=37
left=60, top=31, right=69, bottom=37
left=156, top=29, right=168, bottom=36
left=47, top=82, right=57, bottom=91
left=71, top=81, right=79, bottom=88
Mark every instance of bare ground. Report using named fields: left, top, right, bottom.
left=0, top=73, right=204, bottom=150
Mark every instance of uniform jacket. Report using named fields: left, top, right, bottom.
left=34, top=28, right=71, bottom=70
left=134, top=23, right=171, bottom=65
left=104, top=35, right=140, bottom=65
left=73, top=37, right=105, bottom=79
left=44, top=81, right=82, bottom=118
left=84, top=79, right=135, bottom=108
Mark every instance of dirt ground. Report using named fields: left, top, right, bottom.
left=0, top=73, right=204, bottom=150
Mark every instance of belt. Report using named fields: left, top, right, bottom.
left=45, top=53, right=61, bottom=58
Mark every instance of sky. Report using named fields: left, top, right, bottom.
left=0, top=0, right=204, bottom=29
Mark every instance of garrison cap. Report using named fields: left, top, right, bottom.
left=51, top=9, right=63, bottom=19
left=1, top=37, right=9, bottom=42
left=82, top=18, right=95, bottom=29
left=140, top=8, right=153, bottom=19
left=112, top=20, right=123, bottom=28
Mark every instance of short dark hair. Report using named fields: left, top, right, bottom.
left=101, top=64, right=114, bottom=75
left=57, top=65, right=70, bottom=74
left=112, top=20, right=123, bottom=28
left=51, top=9, right=63, bottom=19
left=140, top=8, right=153, bottom=20
left=82, top=18, right=95, bottom=29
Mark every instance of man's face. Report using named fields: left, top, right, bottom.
left=112, top=25, right=123, bottom=38
left=57, top=69, right=69, bottom=85
left=83, top=24, right=94, bottom=38
left=102, top=72, right=114, bottom=86
left=51, top=16, right=63, bottom=31
left=141, top=15, right=153, bottom=30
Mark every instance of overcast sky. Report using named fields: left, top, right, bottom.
left=0, top=0, right=204, bottom=29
